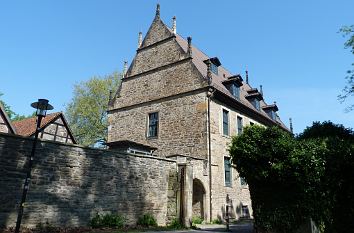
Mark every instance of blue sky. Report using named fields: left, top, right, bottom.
left=0, top=0, right=353, bottom=133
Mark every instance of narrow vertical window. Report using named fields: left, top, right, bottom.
left=224, top=157, right=232, bottom=187
left=252, top=99, right=260, bottom=111
left=240, top=177, right=247, bottom=186
left=148, top=112, right=159, bottom=138
left=237, top=116, right=243, bottom=135
left=222, top=109, right=229, bottom=136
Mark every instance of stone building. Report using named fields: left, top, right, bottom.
left=0, top=103, right=16, bottom=134
left=107, top=5, right=289, bottom=225
left=13, top=112, right=77, bottom=144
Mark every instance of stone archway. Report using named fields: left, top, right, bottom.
left=192, top=179, right=206, bottom=220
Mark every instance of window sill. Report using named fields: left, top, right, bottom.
left=147, top=136, right=158, bottom=140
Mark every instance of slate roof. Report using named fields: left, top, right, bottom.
left=168, top=26, right=289, bottom=130
left=0, top=102, right=16, bottom=134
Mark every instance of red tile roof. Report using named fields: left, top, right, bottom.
left=13, top=112, right=62, bottom=136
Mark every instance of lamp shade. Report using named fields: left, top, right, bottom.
left=30, top=99, right=54, bottom=117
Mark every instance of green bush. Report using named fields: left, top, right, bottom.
left=192, top=216, right=203, bottom=225
left=211, top=218, right=222, bottom=224
left=137, top=213, right=158, bottom=227
left=168, top=218, right=184, bottom=229
left=90, top=213, right=125, bottom=228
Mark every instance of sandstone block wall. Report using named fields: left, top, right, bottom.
left=0, top=133, right=178, bottom=228
left=109, top=92, right=208, bottom=159
left=209, top=99, right=256, bottom=221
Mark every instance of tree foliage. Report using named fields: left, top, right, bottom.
left=0, top=92, right=35, bottom=121
left=338, top=25, right=354, bottom=111
left=229, top=122, right=354, bottom=233
left=65, top=73, right=121, bottom=147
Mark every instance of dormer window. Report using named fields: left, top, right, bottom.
left=251, top=99, right=260, bottom=111
left=222, top=75, right=243, bottom=100
left=210, top=63, right=218, bottom=75
left=229, top=84, right=240, bottom=99
left=262, top=103, right=279, bottom=121
left=246, top=88, right=263, bottom=111
left=204, top=57, right=221, bottom=76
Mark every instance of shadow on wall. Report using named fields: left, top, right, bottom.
left=218, top=199, right=246, bottom=222
left=0, top=133, right=176, bottom=228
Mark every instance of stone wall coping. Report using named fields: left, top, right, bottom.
left=0, top=132, right=177, bottom=163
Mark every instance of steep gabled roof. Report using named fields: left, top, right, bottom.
left=13, top=112, right=77, bottom=143
left=0, top=102, right=16, bottom=134
left=170, top=29, right=289, bottom=130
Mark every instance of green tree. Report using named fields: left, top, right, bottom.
left=0, top=92, right=35, bottom=121
left=65, top=72, right=121, bottom=146
left=338, top=25, right=354, bottom=111
left=0, top=92, right=16, bottom=119
left=230, top=122, right=354, bottom=233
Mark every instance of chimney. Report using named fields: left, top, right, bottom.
left=172, top=16, right=177, bottom=34
left=245, top=70, right=249, bottom=84
left=138, top=32, right=143, bottom=48
left=260, top=85, right=263, bottom=95
left=155, top=3, right=160, bottom=18
left=289, top=117, right=293, bottom=134
left=123, top=61, right=128, bottom=78
left=187, top=36, right=192, bottom=57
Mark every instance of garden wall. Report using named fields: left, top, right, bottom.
left=0, top=133, right=178, bottom=228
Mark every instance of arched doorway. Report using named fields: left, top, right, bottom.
left=192, top=179, right=206, bottom=220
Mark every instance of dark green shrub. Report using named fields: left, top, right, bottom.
left=168, top=218, right=184, bottom=229
left=211, top=218, right=222, bottom=224
left=90, top=213, right=125, bottom=228
left=191, top=216, right=203, bottom=225
left=137, top=213, right=158, bottom=227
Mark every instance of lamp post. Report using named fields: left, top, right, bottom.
left=15, top=99, right=53, bottom=233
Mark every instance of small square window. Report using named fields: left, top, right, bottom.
left=148, top=112, right=159, bottom=138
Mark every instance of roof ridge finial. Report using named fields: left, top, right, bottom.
left=172, top=16, right=177, bottom=34
left=156, top=3, right=160, bottom=18
left=123, top=61, right=128, bottom=78
left=187, top=36, right=192, bottom=57
left=245, top=70, right=249, bottom=84
left=260, top=85, right=263, bottom=95
left=206, top=60, right=212, bottom=85
left=138, top=32, right=143, bottom=48
left=289, top=117, right=294, bottom=134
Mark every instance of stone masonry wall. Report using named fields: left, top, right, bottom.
left=109, top=91, right=208, bottom=159
left=0, top=133, right=178, bottom=228
left=113, top=60, right=207, bottom=110
left=209, top=99, right=258, bottom=221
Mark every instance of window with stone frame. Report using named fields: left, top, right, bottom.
left=224, top=157, right=232, bottom=187
left=237, top=116, right=243, bottom=135
left=222, top=109, right=229, bottom=136
left=240, top=177, right=247, bottom=186
left=148, top=112, right=159, bottom=138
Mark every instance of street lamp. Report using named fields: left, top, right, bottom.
left=15, top=99, right=53, bottom=233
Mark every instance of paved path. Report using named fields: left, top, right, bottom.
left=144, top=223, right=253, bottom=233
